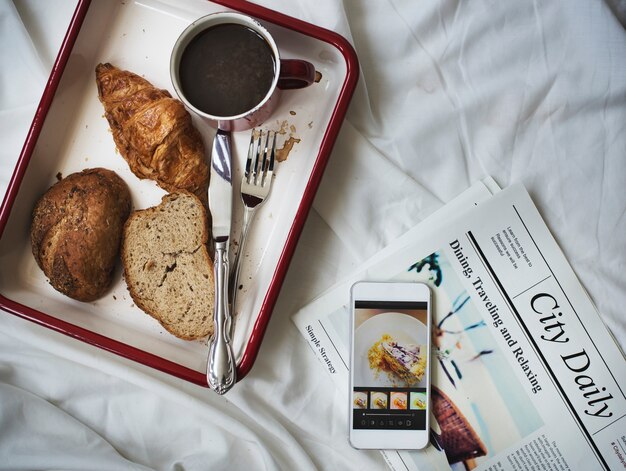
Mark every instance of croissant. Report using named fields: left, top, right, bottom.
left=95, top=63, right=209, bottom=202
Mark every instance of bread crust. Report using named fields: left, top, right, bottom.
left=121, top=191, right=215, bottom=340
left=30, top=168, right=132, bottom=301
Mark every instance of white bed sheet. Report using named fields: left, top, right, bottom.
left=1, top=0, right=624, bottom=469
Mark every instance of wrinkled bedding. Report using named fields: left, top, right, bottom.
left=1, top=0, right=624, bottom=469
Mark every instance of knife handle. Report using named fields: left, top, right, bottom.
left=207, top=239, right=236, bottom=394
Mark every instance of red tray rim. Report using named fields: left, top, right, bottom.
left=0, top=0, right=359, bottom=387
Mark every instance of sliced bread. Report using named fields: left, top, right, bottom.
left=122, top=191, right=214, bottom=340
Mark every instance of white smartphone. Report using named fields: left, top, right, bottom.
left=349, top=281, right=431, bottom=450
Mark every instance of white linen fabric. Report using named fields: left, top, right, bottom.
left=1, top=0, right=625, bottom=470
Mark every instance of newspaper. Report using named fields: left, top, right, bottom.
left=292, top=182, right=626, bottom=471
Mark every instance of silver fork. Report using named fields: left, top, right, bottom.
left=229, top=129, right=277, bottom=311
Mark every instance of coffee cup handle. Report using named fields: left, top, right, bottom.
left=278, top=59, right=316, bottom=90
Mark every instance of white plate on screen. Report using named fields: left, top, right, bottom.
left=354, top=312, right=427, bottom=388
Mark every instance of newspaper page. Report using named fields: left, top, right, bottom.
left=292, top=183, right=626, bottom=471
left=293, top=178, right=501, bottom=471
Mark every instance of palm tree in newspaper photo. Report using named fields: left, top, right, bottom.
left=406, top=251, right=544, bottom=469
left=434, top=292, right=492, bottom=387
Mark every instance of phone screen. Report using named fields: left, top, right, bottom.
left=352, top=300, right=429, bottom=431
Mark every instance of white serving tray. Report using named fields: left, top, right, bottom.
left=0, top=0, right=358, bottom=385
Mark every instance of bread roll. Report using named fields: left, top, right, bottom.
left=122, top=191, right=214, bottom=340
left=30, top=168, right=131, bottom=301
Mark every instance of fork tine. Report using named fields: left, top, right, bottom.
left=265, top=131, right=276, bottom=183
left=269, top=131, right=276, bottom=172
left=252, top=131, right=263, bottom=184
left=262, top=131, right=276, bottom=186
left=244, top=131, right=255, bottom=180
left=260, top=131, right=271, bottom=181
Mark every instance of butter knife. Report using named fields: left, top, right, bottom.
left=207, top=129, right=236, bottom=394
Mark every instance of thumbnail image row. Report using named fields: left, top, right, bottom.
left=353, top=391, right=427, bottom=410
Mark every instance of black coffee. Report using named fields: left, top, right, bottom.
left=179, top=23, right=276, bottom=117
